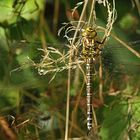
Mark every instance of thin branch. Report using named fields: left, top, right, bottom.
left=65, top=1, right=89, bottom=139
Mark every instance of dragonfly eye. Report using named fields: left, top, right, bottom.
left=82, top=27, right=97, bottom=38
left=87, top=27, right=93, bottom=31
left=89, top=31, right=97, bottom=38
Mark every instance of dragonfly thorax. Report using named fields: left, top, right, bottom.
left=81, top=27, right=101, bottom=59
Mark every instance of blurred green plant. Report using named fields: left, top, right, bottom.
left=0, top=0, right=140, bottom=140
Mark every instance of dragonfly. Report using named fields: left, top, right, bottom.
left=80, top=27, right=106, bottom=133
left=1, top=0, right=140, bottom=139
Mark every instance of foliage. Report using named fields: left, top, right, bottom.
left=0, top=0, right=140, bottom=140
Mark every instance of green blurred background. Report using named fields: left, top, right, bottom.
left=0, top=0, right=140, bottom=140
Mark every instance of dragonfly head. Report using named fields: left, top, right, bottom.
left=82, top=27, right=97, bottom=39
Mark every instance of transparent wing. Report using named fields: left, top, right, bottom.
left=102, top=43, right=140, bottom=74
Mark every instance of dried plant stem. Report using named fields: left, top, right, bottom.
left=39, top=10, right=48, bottom=51
left=53, top=0, right=59, bottom=35
left=69, top=81, right=85, bottom=136
left=64, top=1, right=89, bottom=139
left=73, top=68, right=80, bottom=95
left=87, top=0, right=96, bottom=26
left=134, top=0, right=140, bottom=15
left=0, top=116, right=17, bottom=140
left=99, top=56, right=104, bottom=103
left=92, top=106, right=98, bottom=132
left=35, top=126, right=40, bottom=140
left=57, top=112, right=85, bottom=136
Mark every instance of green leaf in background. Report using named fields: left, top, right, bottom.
left=0, top=27, right=9, bottom=51
left=99, top=100, right=129, bottom=140
left=128, top=95, right=140, bottom=139
left=0, top=0, right=13, bottom=23
left=119, top=14, right=139, bottom=31
left=18, top=0, right=45, bottom=20
left=0, top=85, right=19, bottom=112
left=0, top=0, right=45, bottom=25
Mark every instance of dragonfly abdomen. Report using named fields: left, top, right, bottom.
left=86, top=58, right=94, bottom=132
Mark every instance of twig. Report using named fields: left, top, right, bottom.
left=65, top=1, right=89, bottom=139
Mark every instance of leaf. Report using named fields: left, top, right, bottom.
left=0, top=0, right=13, bottom=23
left=20, top=0, right=45, bottom=20
left=0, top=0, right=45, bottom=24
left=119, top=14, right=139, bottom=31
left=99, top=101, right=129, bottom=140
